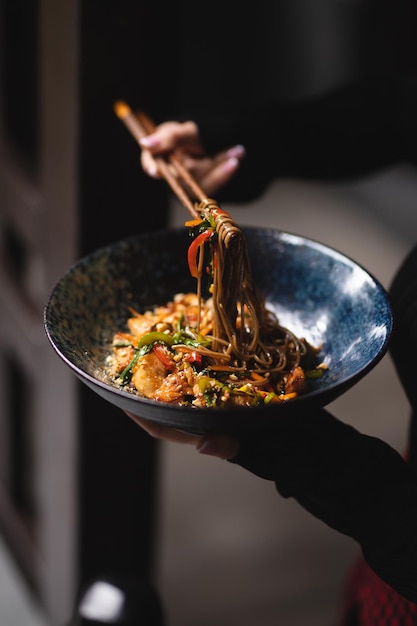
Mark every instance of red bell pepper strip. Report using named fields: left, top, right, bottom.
left=184, top=350, right=202, bottom=366
left=152, top=343, right=176, bottom=371
left=187, top=230, right=212, bottom=278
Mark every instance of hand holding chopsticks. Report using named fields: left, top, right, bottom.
left=114, top=101, right=207, bottom=219
left=113, top=101, right=245, bottom=219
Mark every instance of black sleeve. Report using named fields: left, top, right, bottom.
left=228, top=243, right=417, bottom=603
left=389, top=243, right=417, bottom=426
left=230, top=409, right=417, bottom=604
left=389, top=243, right=417, bottom=491
left=194, top=73, right=417, bottom=203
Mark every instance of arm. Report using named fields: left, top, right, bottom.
left=140, top=72, right=417, bottom=202
left=230, top=408, right=417, bottom=604
left=195, top=73, right=417, bottom=200
left=232, top=242, right=417, bottom=602
left=130, top=407, right=417, bottom=604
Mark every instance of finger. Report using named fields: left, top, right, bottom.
left=186, top=145, right=245, bottom=194
left=200, top=157, right=242, bottom=195
left=197, top=435, right=240, bottom=460
left=139, top=121, right=201, bottom=156
left=140, top=149, right=180, bottom=180
left=140, top=149, right=161, bottom=178
left=125, top=412, right=202, bottom=446
left=180, top=144, right=245, bottom=177
left=125, top=412, right=239, bottom=459
left=140, top=121, right=205, bottom=179
left=213, top=144, right=246, bottom=165
left=171, top=150, right=243, bottom=197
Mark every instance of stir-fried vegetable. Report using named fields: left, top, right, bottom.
left=107, top=292, right=326, bottom=407
left=107, top=203, right=327, bottom=408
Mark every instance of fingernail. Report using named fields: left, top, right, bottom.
left=197, top=439, right=221, bottom=456
left=147, top=164, right=158, bottom=177
left=226, top=145, right=246, bottom=159
left=140, top=136, right=160, bottom=149
left=222, top=157, right=240, bottom=174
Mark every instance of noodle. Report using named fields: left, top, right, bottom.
left=193, top=199, right=313, bottom=374
left=107, top=200, right=327, bottom=407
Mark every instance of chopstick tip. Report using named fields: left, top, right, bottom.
left=113, top=100, right=131, bottom=119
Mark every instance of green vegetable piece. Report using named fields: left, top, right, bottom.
left=119, top=349, right=143, bottom=383
left=305, top=369, right=324, bottom=379
left=137, top=331, right=175, bottom=348
left=118, top=332, right=175, bottom=384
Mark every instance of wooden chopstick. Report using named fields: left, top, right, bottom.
left=135, top=110, right=208, bottom=204
left=114, top=101, right=205, bottom=220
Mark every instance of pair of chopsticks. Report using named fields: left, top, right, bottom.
left=114, top=101, right=210, bottom=220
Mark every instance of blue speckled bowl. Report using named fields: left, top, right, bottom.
left=44, top=227, right=392, bottom=435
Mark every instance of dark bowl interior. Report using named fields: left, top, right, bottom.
left=44, top=227, right=393, bottom=435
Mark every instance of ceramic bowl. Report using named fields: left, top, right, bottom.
left=44, top=227, right=392, bottom=435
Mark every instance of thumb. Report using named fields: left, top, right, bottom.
left=197, top=434, right=240, bottom=460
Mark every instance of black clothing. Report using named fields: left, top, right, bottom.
left=231, top=405, right=417, bottom=604
left=228, top=218, right=417, bottom=605
left=195, top=73, right=417, bottom=202
left=190, top=72, right=417, bottom=603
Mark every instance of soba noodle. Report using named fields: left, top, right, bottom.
left=107, top=200, right=326, bottom=407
